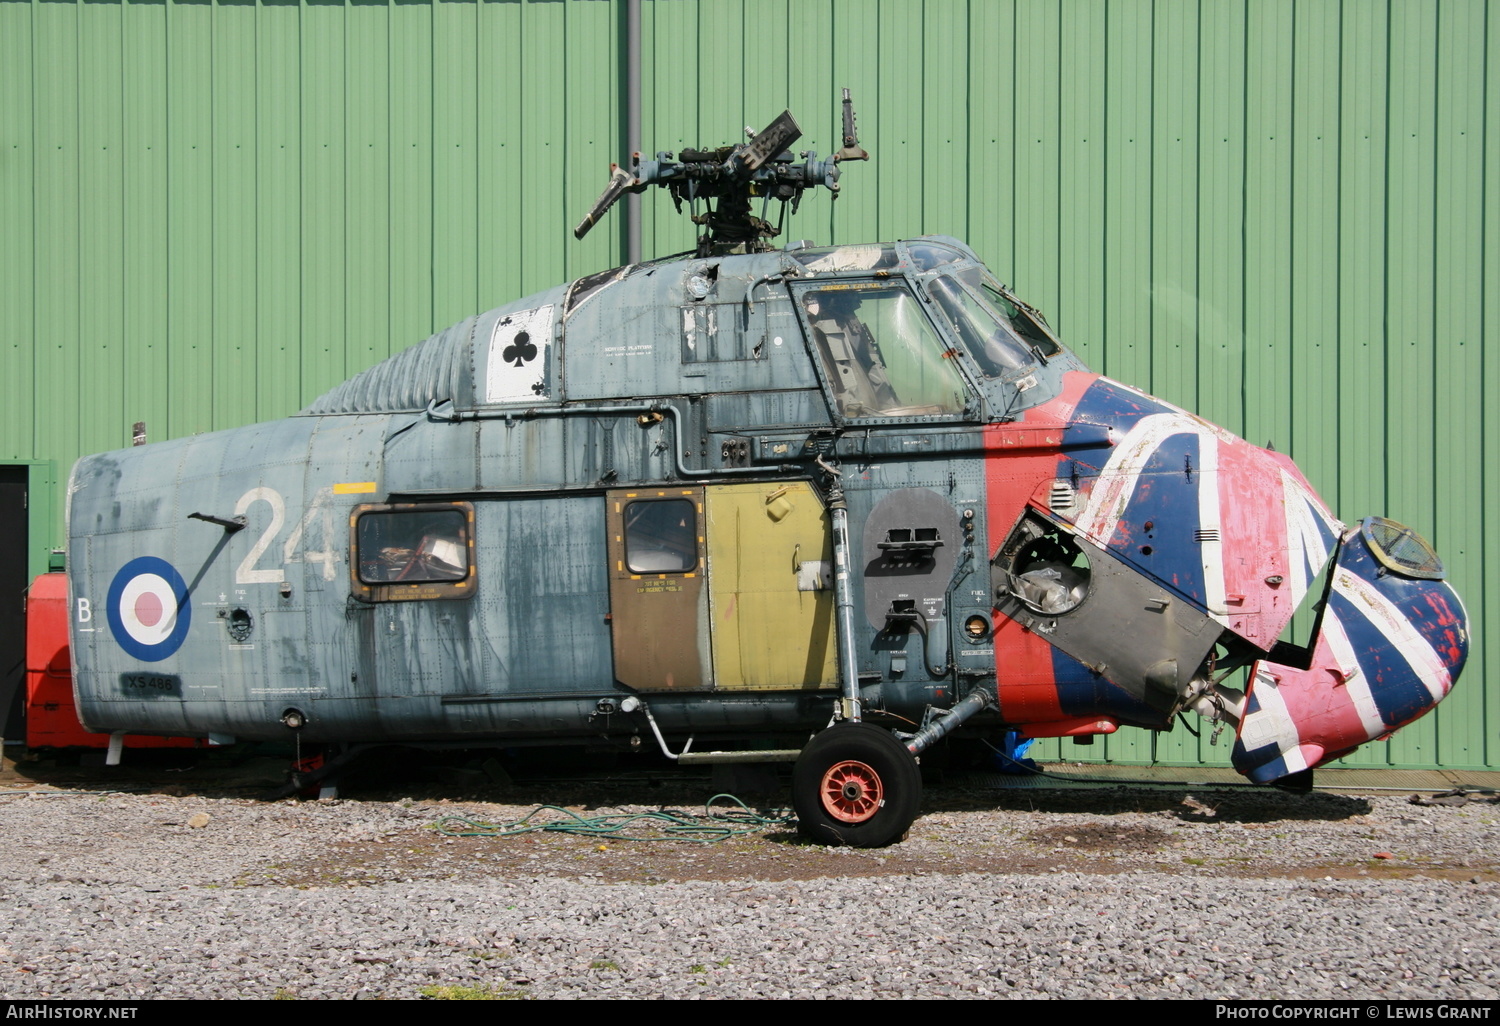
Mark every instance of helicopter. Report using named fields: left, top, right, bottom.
left=64, top=93, right=1469, bottom=846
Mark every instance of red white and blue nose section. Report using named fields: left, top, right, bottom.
left=1232, top=518, right=1469, bottom=782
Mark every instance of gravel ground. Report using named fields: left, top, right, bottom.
left=1, top=757, right=1497, bottom=1000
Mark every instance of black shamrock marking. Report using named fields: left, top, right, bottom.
left=503, top=329, right=537, bottom=367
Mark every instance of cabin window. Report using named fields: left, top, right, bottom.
left=623, top=499, right=698, bottom=573
left=801, top=285, right=969, bottom=419
left=350, top=503, right=475, bottom=601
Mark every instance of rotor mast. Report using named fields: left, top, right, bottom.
left=574, top=91, right=869, bottom=259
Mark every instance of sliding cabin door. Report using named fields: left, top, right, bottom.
left=606, top=483, right=836, bottom=693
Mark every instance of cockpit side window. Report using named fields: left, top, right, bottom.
left=800, top=285, right=969, bottom=419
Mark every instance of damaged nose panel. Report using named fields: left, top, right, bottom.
left=1232, top=517, right=1469, bottom=783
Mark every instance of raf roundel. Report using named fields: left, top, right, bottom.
left=106, top=556, right=192, bottom=662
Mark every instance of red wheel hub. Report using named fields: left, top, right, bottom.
left=819, top=759, right=885, bottom=823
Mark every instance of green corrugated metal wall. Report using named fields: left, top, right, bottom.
left=2, top=0, right=1493, bottom=770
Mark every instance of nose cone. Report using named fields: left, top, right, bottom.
left=1232, top=518, right=1469, bottom=783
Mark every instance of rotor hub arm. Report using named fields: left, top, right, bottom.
left=572, top=96, right=864, bottom=254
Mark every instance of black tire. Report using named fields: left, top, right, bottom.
left=792, top=722, right=922, bottom=848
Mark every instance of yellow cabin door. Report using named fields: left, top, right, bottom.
left=607, top=488, right=710, bottom=691
left=704, top=482, right=838, bottom=691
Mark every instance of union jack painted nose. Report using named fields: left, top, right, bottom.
left=1232, top=518, right=1468, bottom=783
left=1060, top=380, right=1470, bottom=782
left=994, top=374, right=1469, bottom=782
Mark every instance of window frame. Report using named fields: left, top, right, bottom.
left=622, top=497, right=701, bottom=575
left=349, top=501, right=477, bottom=603
left=792, top=279, right=981, bottom=426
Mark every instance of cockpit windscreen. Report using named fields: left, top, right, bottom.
left=801, top=285, right=969, bottom=419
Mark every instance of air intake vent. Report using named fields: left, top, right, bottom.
left=1195, top=528, right=1221, bottom=543
left=1049, top=480, right=1075, bottom=512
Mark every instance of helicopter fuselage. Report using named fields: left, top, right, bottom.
left=66, top=235, right=1468, bottom=798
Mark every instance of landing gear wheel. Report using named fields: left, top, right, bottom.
left=793, top=723, right=922, bottom=848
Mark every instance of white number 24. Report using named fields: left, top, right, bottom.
left=233, top=486, right=340, bottom=584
